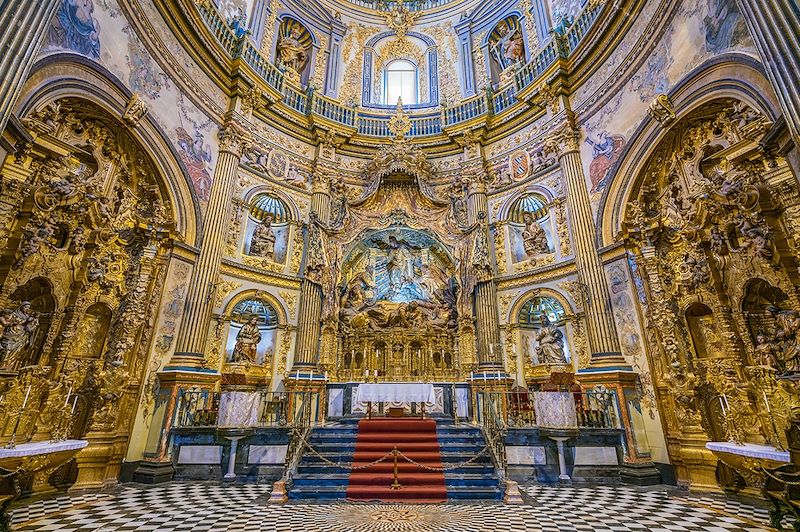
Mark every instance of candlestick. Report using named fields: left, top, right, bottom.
left=64, top=385, right=72, bottom=409
left=719, top=395, right=727, bottom=416
left=763, top=390, right=771, bottom=413
left=71, top=395, right=78, bottom=415
left=324, top=371, right=328, bottom=381
left=21, top=384, right=31, bottom=410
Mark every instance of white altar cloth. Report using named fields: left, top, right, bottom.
left=706, top=441, right=790, bottom=463
left=218, top=391, right=260, bottom=427
left=356, top=383, right=436, bottom=405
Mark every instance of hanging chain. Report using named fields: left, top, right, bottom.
left=289, top=427, right=490, bottom=472
left=757, top=466, right=800, bottom=486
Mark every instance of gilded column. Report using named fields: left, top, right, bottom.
left=734, top=0, right=800, bottom=143
left=0, top=0, right=61, bottom=133
left=463, top=136, right=503, bottom=370
left=170, top=120, right=251, bottom=365
left=546, top=121, right=624, bottom=364
left=291, top=166, right=332, bottom=369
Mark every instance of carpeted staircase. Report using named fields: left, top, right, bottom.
left=346, top=418, right=446, bottom=503
left=288, top=417, right=502, bottom=501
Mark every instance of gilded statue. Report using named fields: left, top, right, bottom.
left=535, top=317, right=567, bottom=364
left=0, top=301, right=40, bottom=371
left=772, top=308, right=800, bottom=375
left=385, top=236, right=417, bottom=296
left=250, top=214, right=276, bottom=259
left=522, top=212, right=549, bottom=257
left=341, top=265, right=376, bottom=312
left=754, top=333, right=781, bottom=369
left=231, top=317, right=261, bottom=364
left=277, top=25, right=307, bottom=75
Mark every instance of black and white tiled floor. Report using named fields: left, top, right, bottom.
left=9, top=483, right=780, bottom=531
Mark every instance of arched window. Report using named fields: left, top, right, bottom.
left=384, top=60, right=418, bottom=105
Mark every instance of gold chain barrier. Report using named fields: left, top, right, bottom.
left=289, top=427, right=492, bottom=478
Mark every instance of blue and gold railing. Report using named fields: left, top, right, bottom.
left=194, top=1, right=605, bottom=138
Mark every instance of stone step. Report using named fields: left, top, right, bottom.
left=287, top=484, right=502, bottom=500
left=291, top=473, right=500, bottom=488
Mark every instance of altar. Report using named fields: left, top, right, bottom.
left=355, top=382, right=436, bottom=418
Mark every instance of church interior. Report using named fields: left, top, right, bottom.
left=0, top=0, right=799, bottom=530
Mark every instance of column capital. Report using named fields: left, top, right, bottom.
left=544, top=121, right=581, bottom=156
left=217, top=120, right=252, bottom=157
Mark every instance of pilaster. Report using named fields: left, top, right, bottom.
left=0, top=0, right=62, bottom=134
left=734, top=0, right=800, bottom=144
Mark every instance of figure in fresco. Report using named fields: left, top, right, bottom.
left=230, top=317, right=261, bottom=364
left=175, top=127, right=213, bottom=201
left=277, top=25, right=308, bottom=74
left=47, top=0, right=101, bottom=59
left=522, top=212, right=549, bottom=257
left=535, top=317, right=567, bottom=364
left=0, top=302, right=40, bottom=371
left=586, top=131, right=625, bottom=193
left=250, top=215, right=276, bottom=259
left=704, top=0, right=750, bottom=53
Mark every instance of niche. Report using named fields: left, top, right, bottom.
left=226, top=298, right=279, bottom=366
left=518, top=296, right=570, bottom=365
left=71, top=303, right=113, bottom=359
left=244, top=193, right=290, bottom=263
left=686, top=303, right=725, bottom=359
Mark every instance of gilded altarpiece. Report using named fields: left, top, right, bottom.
left=316, top=144, right=486, bottom=382
left=622, top=98, right=800, bottom=491
left=0, top=98, right=177, bottom=490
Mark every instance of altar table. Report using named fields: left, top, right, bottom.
left=356, top=383, right=436, bottom=405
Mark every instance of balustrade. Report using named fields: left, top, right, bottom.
left=192, top=0, right=605, bottom=137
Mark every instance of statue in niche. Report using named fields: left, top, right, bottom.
left=230, top=317, right=261, bottom=364
left=277, top=25, right=307, bottom=75
left=771, top=308, right=800, bottom=375
left=695, top=315, right=725, bottom=357
left=535, top=317, right=567, bottom=364
left=491, top=25, right=525, bottom=71
left=250, top=214, right=276, bottom=259
left=0, top=301, right=40, bottom=371
left=522, top=212, right=549, bottom=257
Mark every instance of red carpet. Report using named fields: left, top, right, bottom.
left=346, top=418, right=447, bottom=503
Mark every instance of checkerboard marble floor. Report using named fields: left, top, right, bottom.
left=9, top=483, right=780, bottom=531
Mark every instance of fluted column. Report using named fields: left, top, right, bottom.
left=291, top=170, right=332, bottom=369
left=171, top=121, right=250, bottom=364
left=0, top=0, right=61, bottom=133
left=467, top=171, right=502, bottom=369
left=734, top=0, right=800, bottom=144
left=547, top=123, right=624, bottom=365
